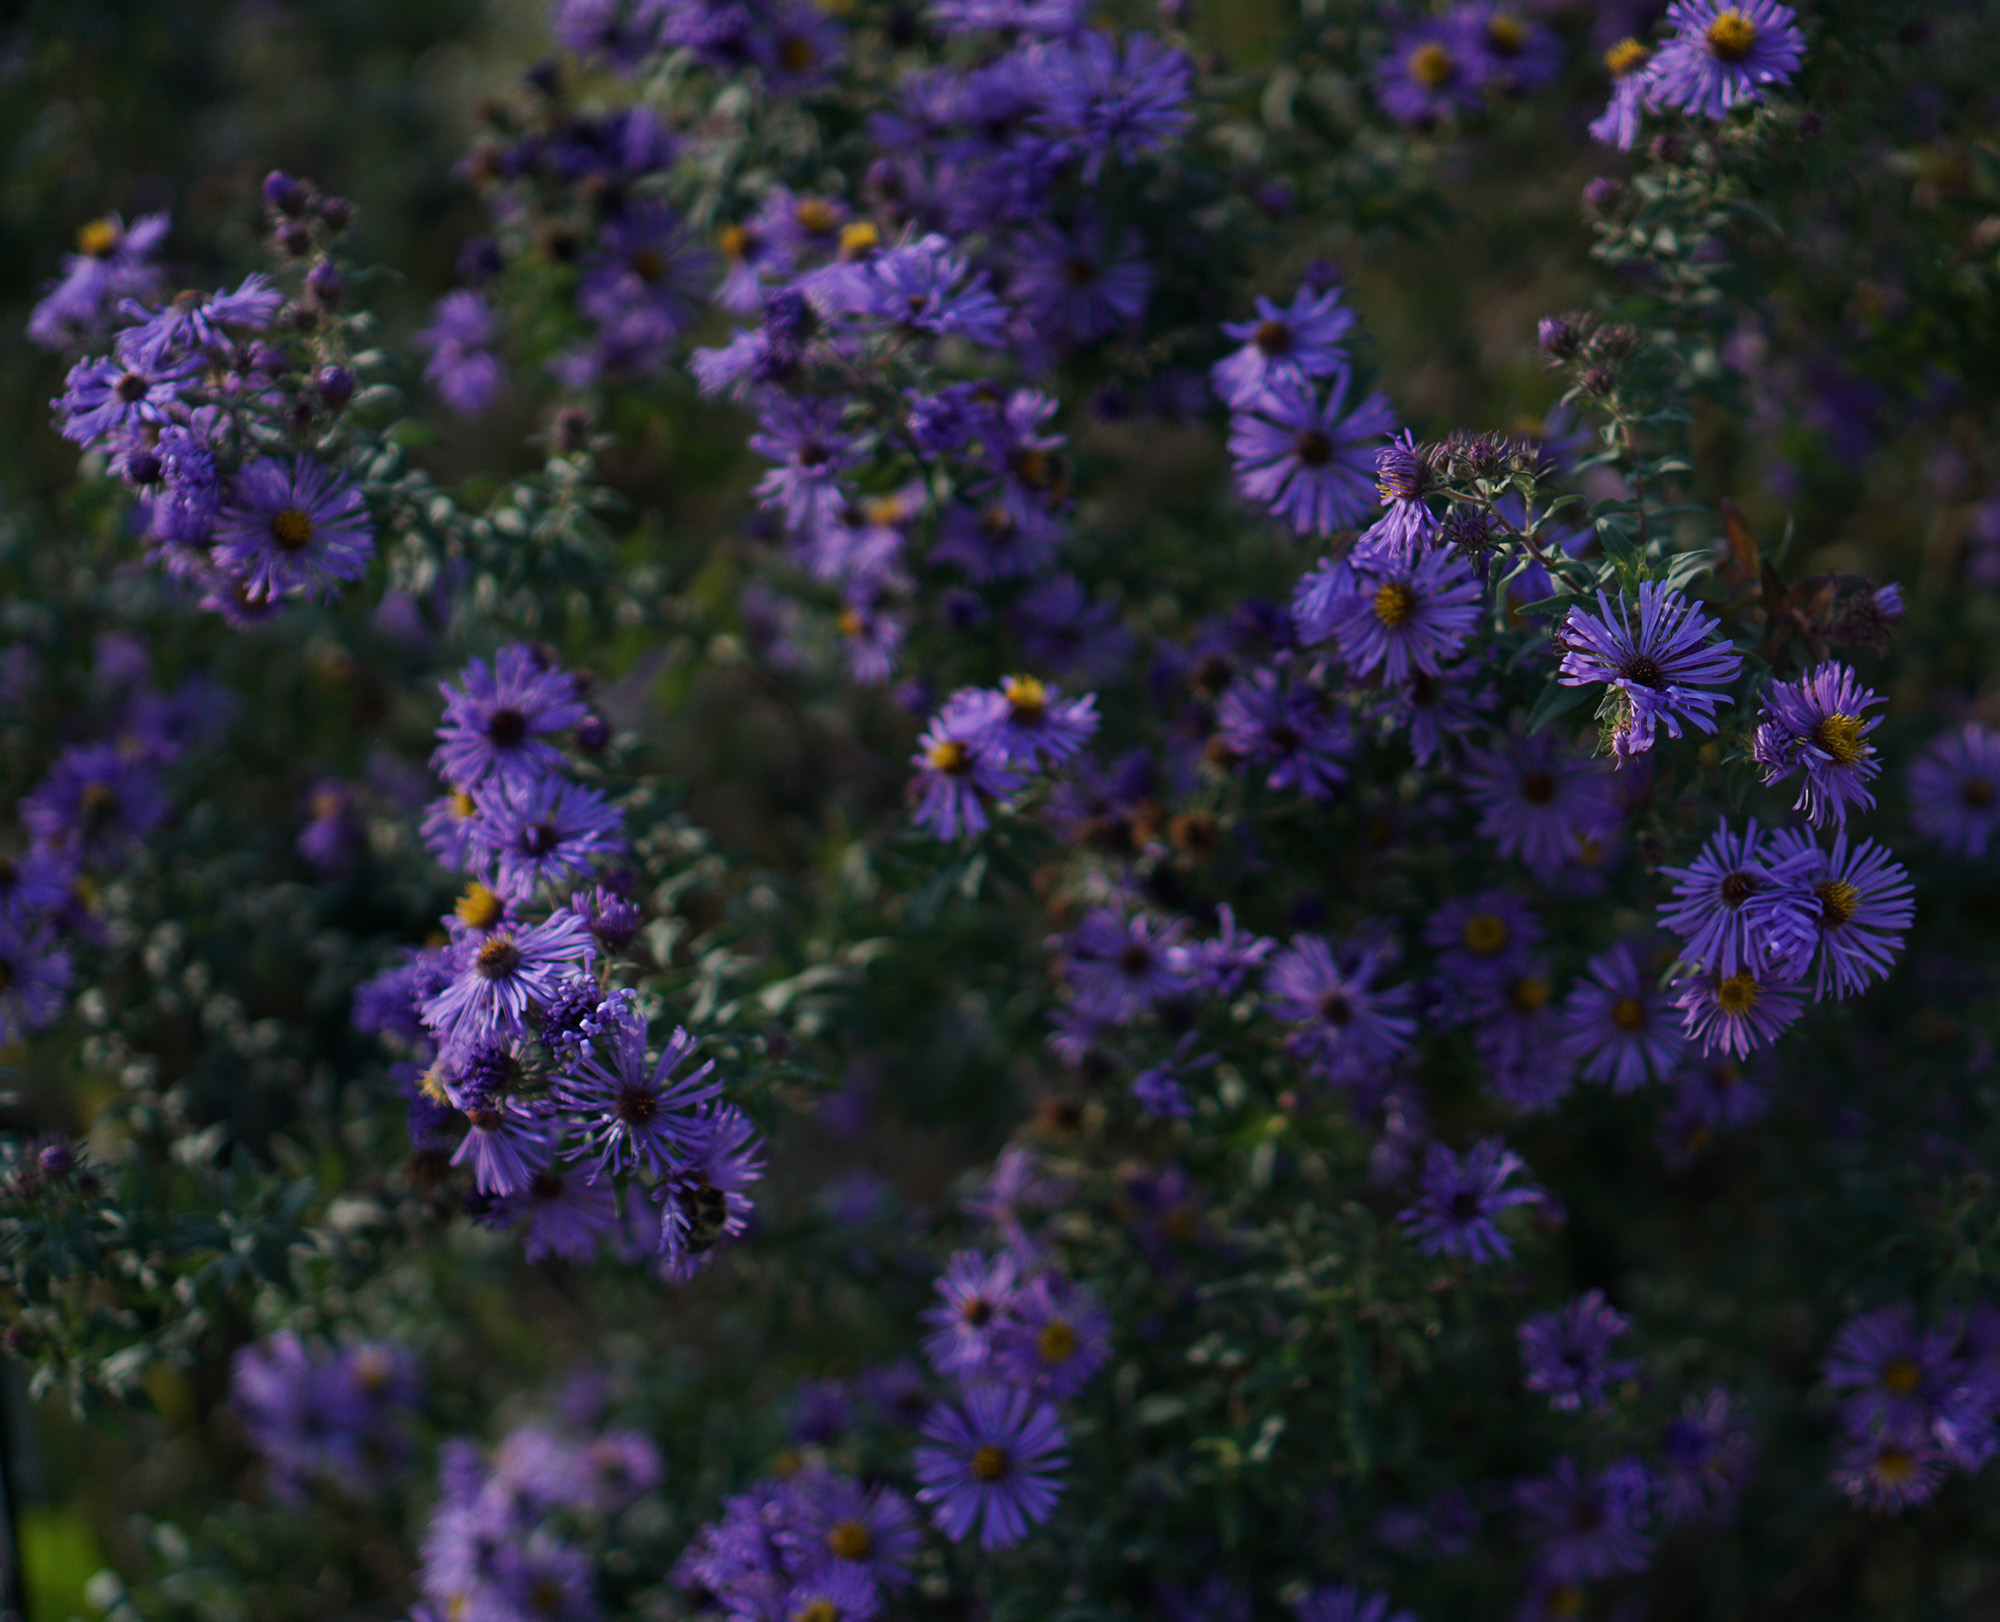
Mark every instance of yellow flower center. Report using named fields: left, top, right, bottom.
left=1510, top=976, right=1550, bottom=1014
left=1705, top=10, right=1758, bottom=62
left=840, top=221, right=880, bottom=259
left=1486, top=14, right=1527, bottom=53
left=450, top=790, right=477, bottom=820
left=797, top=1603, right=839, bottom=1622
left=1882, top=1356, right=1923, bottom=1397
left=719, top=224, right=751, bottom=261
left=456, top=883, right=504, bottom=929
left=1410, top=41, right=1456, bottom=89
left=1815, top=878, right=1859, bottom=926
left=1715, top=973, right=1760, bottom=1016
left=1004, top=675, right=1049, bottom=721
left=970, top=1443, right=1011, bottom=1482
left=271, top=507, right=315, bottom=551
left=1373, top=581, right=1418, bottom=628
left=837, top=606, right=865, bottom=637
left=1605, top=37, right=1651, bottom=78
left=1874, top=1446, right=1916, bottom=1485
left=1462, top=913, right=1509, bottom=955
left=1037, top=1319, right=1078, bottom=1364
left=795, top=198, right=840, bottom=235
left=78, top=218, right=122, bottom=257
left=1813, top=713, right=1869, bottom=766
left=926, top=739, right=970, bottom=775
left=825, top=1521, right=871, bottom=1561
left=1612, top=996, right=1648, bottom=1032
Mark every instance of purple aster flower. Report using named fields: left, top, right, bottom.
left=0, top=914, right=72, bottom=1044
left=1825, top=1303, right=1962, bottom=1434
left=114, top=275, right=283, bottom=365
left=1657, top=1386, right=1756, bottom=1525
left=1468, top=960, right=1573, bottom=1112
left=509, top=1165, right=620, bottom=1262
left=469, top=776, right=626, bottom=902
left=1230, top=374, right=1397, bottom=538
left=1398, top=1135, right=1542, bottom=1263
left=1832, top=1426, right=1947, bottom=1513
left=578, top=199, right=711, bottom=345
left=1909, top=723, right=2000, bottom=857
left=992, top=1273, right=1112, bottom=1400
left=421, top=787, right=486, bottom=873
left=1755, top=828, right=1912, bottom=999
left=1357, top=432, right=1440, bottom=563
left=298, top=779, right=364, bottom=873
left=782, top=1471, right=921, bottom=1587
left=1014, top=575, right=1134, bottom=682
left=1589, top=38, right=1658, bottom=149
left=1751, top=662, right=1885, bottom=829
left=932, top=499, right=1062, bottom=583
left=853, top=234, right=1009, bottom=345
left=922, top=1250, right=1021, bottom=1378
left=556, top=1017, right=720, bottom=1177
left=913, top=1385, right=1068, bottom=1550
left=1006, top=218, right=1153, bottom=348
left=22, top=743, right=169, bottom=866
left=1670, top=965, right=1806, bottom=1058
left=212, top=457, right=376, bottom=604
left=1030, top=31, right=1194, bottom=179
left=1131, top=1062, right=1194, bottom=1119
left=653, top=1103, right=765, bottom=1279
left=1648, top=0, right=1805, bottom=122
left=781, top=1560, right=877, bottom=1622
left=1657, top=817, right=1804, bottom=977
left=980, top=675, right=1099, bottom=767
left=1374, top=14, right=1483, bottom=126
left=28, top=211, right=169, bottom=350
left=1557, top=583, right=1742, bottom=762
left=1460, top=5, right=1563, bottom=94
left=1212, top=283, right=1358, bottom=409
left=1293, top=1584, right=1416, bottom=1622
left=1060, top=907, right=1191, bottom=1022
left=492, top=1536, right=598, bottom=1622
left=751, top=396, right=864, bottom=538
left=1170, top=906, right=1277, bottom=999
left=751, top=0, right=846, bottom=95
left=451, top=1079, right=554, bottom=1198
left=1561, top=941, right=1688, bottom=1091
left=415, top=291, right=505, bottom=416
left=1425, top=890, right=1542, bottom=1003
left=1520, top=1290, right=1641, bottom=1412
left=0, top=846, right=75, bottom=921
left=432, top=645, right=591, bottom=795
left=930, top=0, right=1090, bottom=35
left=1462, top=725, right=1618, bottom=879
left=230, top=1331, right=418, bottom=1501
left=53, top=350, right=199, bottom=448
left=1264, top=935, right=1417, bottom=1087
left=909, top=691, right=1024, bottom=841
left=1214, top=667, right=1355, bottom=800
left=1327, top=547, right=1482, bottom=682
left=1514, top=1456, right=1653, bottom=1583
left=422, top=910, right=595, bottom=1057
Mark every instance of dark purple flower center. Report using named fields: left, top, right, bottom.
left=1063, top=256, right=1100, bottom=288
left=970, top=1443, right=1011, bottom=1482
left=617, top=1086, right=659, bottom=1125
left=487, top=707, right=529, bottom=747
left=1317, top=990, right=1353, bottom=1025
left=1621, top=654, right=1665, bottom=688
left=116, top=371, right=149, bottom=403
left=1611, top=996, right=1648, bottom=1032
left=1253, top=319, right=1293, bottom=357
left=1294, top=430, right=1334, bottom=468
left=962, top=1296, right=994, bottom=1326
left=1120, top=943, right=1154, bottom=977
left=524, top=821, right=561, bottom=856
left=1519, top=770, right=1556, bottom=805
left=1447, top=1189, right=1480, bottom=1221
left=1719, top=871, right=1756, bottom=906
left=531, top=1171, right=564, bottom=1200
left=1964, top=777, right=1996, bottom=808
left=630, top=247, right=667, bottom=282
left=270, top=507, right=315, bottom=551
left=476, top=936, right=523, bottom=978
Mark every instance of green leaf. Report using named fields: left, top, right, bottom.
left=1525, top=676, right=1590, bottom=734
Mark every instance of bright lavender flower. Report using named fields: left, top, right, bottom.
left=1293, top=1585, right=1416, bottom=1622
left=1462, top=725, right=1618, bottom=878
left=451, top=1084, right=554, bottom=1198
left=1557, top=583, right=1742, bottom=762
left=1398, top=1136, right=1542, bottom=1263
left=1007, top=218, right=1152, bottom=346
left=1214, top=668, right=1355, bottom=801
left=1589, top=38, right=1657, bottom=149
left=1264, top=935, right=1417, bottom=1086
left=556, top=1017, right=719, bottom=1177
left=1671, top=965, right=1806, bottom=1058
left=1909, top=723, right=2000, bottom=857
left=1755, top=829, right=1912, bottom=999
left=1520, top=1290, right=1640, bottom=1412
left=1327, top=548, right=1481, bottom=682
left=909, top=692, right=1024, bottom=840
left=415, top=291, right=505, bottom=415
left=0, top=914, right=72, bottom=1045
left=1657, top=1386, right=1756, bottom=1524
left=1374, top=15, right=1482, bottom=125
left=1030, top=31, right=1193, bottom=178
left=1657, top=818, right=1804, bottom=977
left=1825, top=1303, right=1962, bottom=1435
left=1514, top=1456, right=1653, bottom=1582
left=913, top=1385, right=1068, bottom=1550
left=1648, top=0, right=1806, bottom=122
left=422, top=910, right=596, bottom=1056
left=993, top=1274, right=1112, bottom=1400
left=922, top=1250, right=1020, bottom=1377
left=1752, top=662, right=1885, bottom=828
left=983, top=675, right=1099, bottom=767
left=752, top=396, right=864, bottom=538
left=1229, top=374, right=1397, bottom=538
left=470, top=776, right=626, bottom=902
left=1561, top=942, right=1687, bottom=1091
left=433, top=645, right=591, bottom=794
left=1832, top=1426, right=1947, bottom=1513
left=1211, top=283, right=1357, bottom=410
left=211, top=457, right=376, bottom=604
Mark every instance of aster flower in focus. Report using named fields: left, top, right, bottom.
left=1462, top=725, right=1618, bottom=879
left=1519, top=1290, right=1640, bottom=1412
left=471, top=776, right=626, bottom=902
left=1832, top=1427, right=1947, bottom=1513
left=909, top=691, right=1023, bottom=841
left=450, top=1071, right=554, bottom=1199
left=1513, top=1456, right=1653, bottom=1582
left=556, top=1017, right=719, bottom=1177
left=432, top=645, right=591, bottom=795
left=1752, top=662, right=1885, bottom=828
left=1671, top=965, right=1805, bottom=1058
left=1657, top=818, right=1803, bottom=977
left=1589, top=37, right=1657, bottom=149
left=1657, top=1386, right=1756, bottom=1524
left=211, top=457, right=376, bottom=605
left=1398, top=1136, right=1542, bottom=1263
left=922, top=1250, right=1019, bottom=1377
left=1374, top=15, right=1482, bottom=126
left=1211, top=283, right=1356, bottom=410
left=1755, top=829, right=1912, bottom=999
left=1264, top=935, right=1417, bottom=1086
left=1557, top=583, right=1742, bottom=762
left=913, top=1385, right=1068, bottom=1550
left=1561, top=941, right=1687, bottom=1091
left=1649, top=0, right=1806, bottom=122
left=1357, top=432, right=1439, bottom=563
left=114, top=274, right=283, bottom=365
left=992, top=1273, right=1112, bottom=1400
left=1228, top=374, right=1396, bottom=538
left=1214, top=668, right=1355, bottom=801
left=422, top=909, right=596, bottom=1057
left=54, top=351, right=199, bottom=448
left=1909, top=723, right=2000, bottom=857
left=415, top=291, right=506, bottom=415
left=1293, top=1584, right=1416, bottom=1622
left=1325, top=548, right=1481, bottom=682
